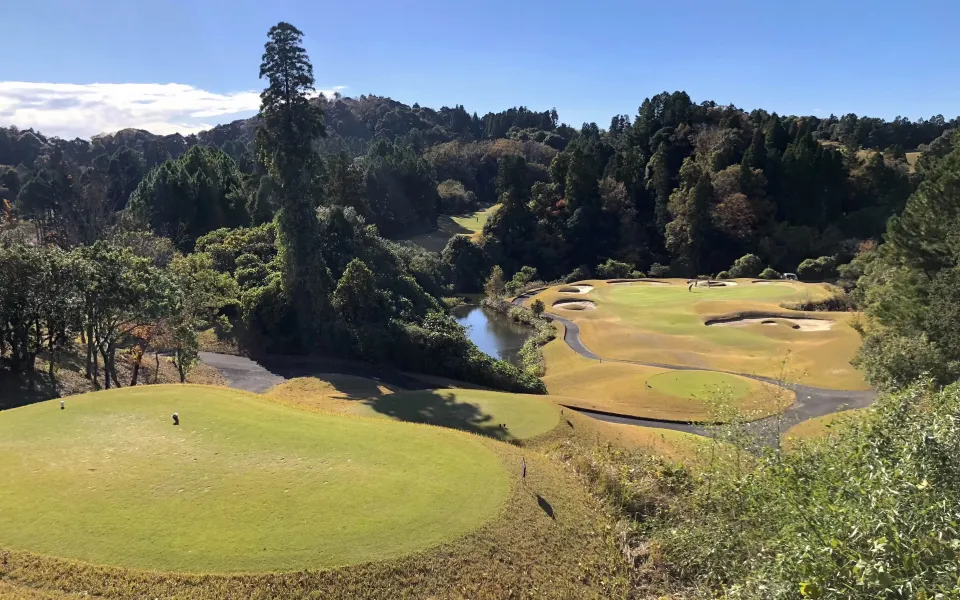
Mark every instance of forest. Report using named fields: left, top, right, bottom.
left=2, top=17, right=960, bottom=599
left=1, top=20, right=959, bottom=396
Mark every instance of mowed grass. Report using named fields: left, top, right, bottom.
left=0, top=385, right=511, bottom=573
left=541, top=323, right=791, bottom=422
left=266, top=377, right=560, bottom=442
left=533, top=279, right=867, bottom=390
left=401, top=204, right=500, bottom=252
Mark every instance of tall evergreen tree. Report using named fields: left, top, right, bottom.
left=255, top=21, right=332, bottom=339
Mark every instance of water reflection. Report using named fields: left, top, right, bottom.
left=451, top=305, right=532, bottom=365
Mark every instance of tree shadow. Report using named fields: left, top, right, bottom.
left=364, top=390, right=513, bottom=441
left=257, top=358, right=436, bottom=391
left=0, top=370, right=58, bottom=411
left=536, top=494, right=555, bottom=519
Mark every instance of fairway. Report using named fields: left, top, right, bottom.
left=541, top=324, right=790, bottom=421
left=532, top=279, right=867, bottom=390
left=400, top=204, right=500, bottom=252
left=267, top=380, right=560, bottom=441
left=0, top=385, right=510, bottom=573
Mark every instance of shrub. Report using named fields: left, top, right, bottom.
left=796, top=255, right=838, bottom=281
left=728, top=253, right=764, bottom=278
left=437, top=179, right=478, bottom=214
left=715, top=270, right=731, bottom=280
left=758, top=267, right=781, bottom=280
left=595, top=258, right=632, bottom=279
left=505, top=265, right=538, bottom=296
left=629, top=270, right=646, bottom=279
left=650, top=381, right=960, bottom=598
left=564, top=265, right=592, bottom=283
left=648, top=263, right=670, bottom=277
left=530, top=299, right=545, bottom=317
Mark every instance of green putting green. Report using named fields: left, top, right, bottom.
left=0, top=385, right=510, bottom=573
left=646, top=370, right=754, bottom=401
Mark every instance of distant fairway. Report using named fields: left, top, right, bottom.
left=401, top=204, right=499, bottom=252
left=0, top=385, right=510, bottom=573
left=541, top=324, right=790, bottom=422
left=267, top=378, right=560, bottom=441
left=533, top=279, right=866, bottom=390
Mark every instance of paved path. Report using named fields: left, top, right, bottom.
left=199, top=352, right=436, bottom=394
left=512, top=292, right=875, bottom=438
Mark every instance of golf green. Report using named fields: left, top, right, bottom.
left=646, top=370, right=754, bottom=401
left=0, top=385, right=511, bottom=573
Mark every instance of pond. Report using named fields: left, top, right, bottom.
left=451, top=305, right=532, bottom=366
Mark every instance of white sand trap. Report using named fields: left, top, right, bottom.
left=557, top=285, right=594, bottom=294
left=702, top=280, right=738, bottom=287
left=707, top=316, right=834, bottom=331
left=552, top=299, right=597, bottom=311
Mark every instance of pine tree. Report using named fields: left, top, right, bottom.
left=255, top=22, right=332, bottom=339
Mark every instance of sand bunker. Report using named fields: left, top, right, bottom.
left=702, top=280, right=738, bottom=287
left=706, top=315, right=834, bottom=331
left=552, top=299, right=597, bottom=311
left=557, top=285, right=594, bottom=294
left=608, top=279, right=670, bottom=286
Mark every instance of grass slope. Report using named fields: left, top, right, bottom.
left=533, top=279, right=866, bottom=390
left=0, top=385, right=510, bottom=573
left=783, top=408, right=870, bottom=447
left=1, top=390, right=628, bottom=600
left=267, top=378, right=560, bottom=442
left=542, top=323, right=790, bottom=422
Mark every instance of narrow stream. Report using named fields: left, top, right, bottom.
left=451, top=305, right=532, bottom=366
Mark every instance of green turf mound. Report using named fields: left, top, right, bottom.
left=355, top=388, right=560, bottom=441
left=646, top=370, right=754, bottom=401
left=0, top=385, right=510, bottom=573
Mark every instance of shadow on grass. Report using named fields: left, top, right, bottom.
left=364, top=390, right=513, bottom=442
left=536, top=494, right=555, bottom=520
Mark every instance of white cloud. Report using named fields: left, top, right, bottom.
left=0, top=82, right=347, bottom=139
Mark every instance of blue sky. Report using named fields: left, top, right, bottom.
left=1, top=0, right=957, bottom=138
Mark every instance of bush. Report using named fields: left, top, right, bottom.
left=796, top=255, right=838, bottom=281
left=758, top=267, right=781, bottom=280
left=853, top=330, right=960, bottom=391
left=437, top=179, right=478, bottom=214
left=715, top=270, right=731, bottom=280
left=728, top=253, right=764, bottom=278
left=648, top=381, right=960, bottom=597
left=648, top=263, right=670, bottom=277
left=629, top=270, right=646, bottom=279
left=595, top=258, right=633, bottom=279
left=563, top=265, right=592, bottom=283
left=505, top=265, right=538, bottom=296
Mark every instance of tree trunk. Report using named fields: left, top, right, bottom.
left=99, top=346, right=111, bottom=390
left=154, top=352, right=161, bottom=384
left=108, top=345, right=121, bottom=388
left=85, top=324, right=94, bottom=378
left=91, top=344, right=100, bottom=389
left=173, top=352, right=187, bottom=383
left=130, top=349, right=143, bottom=387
